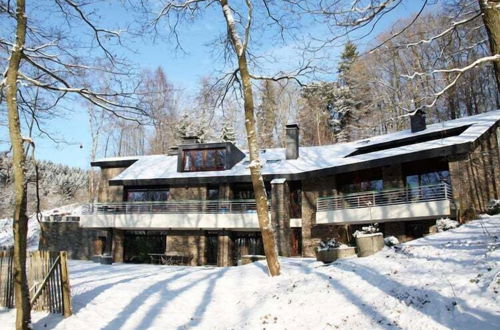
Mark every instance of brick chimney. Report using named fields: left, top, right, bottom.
left=285, top=124, right=299, bottom=160
left=410, top=110, right=426, bottom=133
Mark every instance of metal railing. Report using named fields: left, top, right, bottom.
left=83, top=199, right=262, bottom=215
left=317, top=183, right=452, bottom=212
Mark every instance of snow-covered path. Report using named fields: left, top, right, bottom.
left=1, top=216, right=499, bottom=329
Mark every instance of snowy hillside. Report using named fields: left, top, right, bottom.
left=0, top=204, right=84, bottom=250
left=1, top=215, right=499, bottom=329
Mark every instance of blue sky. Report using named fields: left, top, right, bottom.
left=1, top=0, right=429, bottom=169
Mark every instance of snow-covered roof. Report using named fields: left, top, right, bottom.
left=104, top=110, right=499, bottom=184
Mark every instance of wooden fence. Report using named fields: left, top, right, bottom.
left=0, top=250, right=72, bottom=317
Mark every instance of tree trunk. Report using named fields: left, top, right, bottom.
left=6, top=0, right=31, bottom=329
left=479, top=0, right=500, bottom=91
left=219, top=0, right=280, bottom=276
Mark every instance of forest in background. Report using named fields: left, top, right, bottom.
left=0, top=156, right=88, bottom=219
left=90, top=0, right=498, bottom=159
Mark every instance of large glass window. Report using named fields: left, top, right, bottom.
left=126, top=189, right=170, bottom=202
left=406, top=170, right=449, bottom=200
left=182, top=148, right=226, bottom=172
left=338, top=168, right=384, bottom=194
left=207, top=185, right=220, bottom=200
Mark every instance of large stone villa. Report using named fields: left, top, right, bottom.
left=40, top=110, right=500, bottom=267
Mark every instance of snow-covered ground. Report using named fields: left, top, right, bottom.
left=1, top=215, right=499, bottom=329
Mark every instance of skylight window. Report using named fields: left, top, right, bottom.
left=346, top=125, right=471, bottom=157
left=266, top=159, right=281, bottom=164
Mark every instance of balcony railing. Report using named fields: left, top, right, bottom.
left=83, top=199, right=262, bottom=215
left=317, top=183, right=452, bottom=212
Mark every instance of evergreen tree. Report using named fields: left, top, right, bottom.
left=175, top=112, right=211, bottom=143
left=328, top=41, right=360, bottom=142
left=220, top=119, right=237, bottom=143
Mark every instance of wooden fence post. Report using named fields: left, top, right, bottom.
left=59, top=251, right=72, bottom=317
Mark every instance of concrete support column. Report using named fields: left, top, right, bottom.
left=217, top=231, right=233, bottom=267
left=271, top=178, right=291, bottom=257
left=112, top=229, right=125, bottom=263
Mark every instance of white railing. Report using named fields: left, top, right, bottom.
left=83, top=199, right=261, bottom=215
left=317, top=183, right=452, bottom=212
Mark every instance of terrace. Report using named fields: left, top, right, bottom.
left=316, top=183, right=453, bottom=224
left=79, top=200, right=275, bottom=230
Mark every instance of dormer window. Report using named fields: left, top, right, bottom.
left=182, top=148, right=226, bottom=172
left=177, top=142, right=245, bottom=173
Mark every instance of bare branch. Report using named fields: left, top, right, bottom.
left=404, top=12, right=481, bottom=48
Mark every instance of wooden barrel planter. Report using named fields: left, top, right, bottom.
left=355, top=233, right=384, bottom=257
left=316, top=247, right=356, bottom=263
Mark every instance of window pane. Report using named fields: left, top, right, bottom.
left=127, top=189, right=169, bottom=202
left=181, top=148, right=226, bottom=171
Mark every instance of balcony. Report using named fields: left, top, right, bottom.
left=316, top=183, right=453, bottom=224
left=80, top=200, right=265, bottom=230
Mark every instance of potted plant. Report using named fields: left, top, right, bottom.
left=353, top=224, right=384, bottom=257
left=316, top=239, right=356, bottom=263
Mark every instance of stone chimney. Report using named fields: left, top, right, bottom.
left=285, top=124, right=299, bottom=160
left=410, top=110, right=426, bottom=133
left=182, top=135, right=199, bottom=144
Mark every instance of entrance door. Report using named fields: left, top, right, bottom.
left=206, top=233, right=218, bottom=265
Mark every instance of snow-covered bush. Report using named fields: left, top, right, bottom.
left=317, top=239, right=348, bottom=251
left=353, top=223, right=380, bottom=237
left=486, top=199, right=500, bottom=215
left=384, top=236, right=399, bottom=247
left=436, top=218, right=459, bottom=232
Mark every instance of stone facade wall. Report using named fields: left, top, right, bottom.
left=39, top=222, right=102, bottom=260
left=97, top=167, right=127, bottom=202
left=217, top=231, right=233, bottom=267
left=166, top=230, right=207, bottom=266
left=271, top=180, right=291, bottom=256
left=169, top=185, right=207, bottom=200
left=301, top=175, right=337, bottom=257
left=112, top=229, right=125, bottom=262
left=219, top=184, right=233, bottom=199
left=449, top=125, right=500, bottom=221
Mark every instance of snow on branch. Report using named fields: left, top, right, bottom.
left=249, top=64, right=313, bottom=86
left=403, top=54, right=500, bottom=111
left=404, top=12, right=481, bottom=48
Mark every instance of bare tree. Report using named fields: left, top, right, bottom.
left=139, top=67, right=181, bottom=154
left=0, top=1, right=144, bottom=327
left=298, top=0, right=499, bottom=115
left=148, top=0, right=320, bottom=276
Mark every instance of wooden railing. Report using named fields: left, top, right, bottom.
left=0, top=250, right=72, bottom=317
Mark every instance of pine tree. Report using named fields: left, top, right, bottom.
left=175, top=112, right=212, bottom=144
left=220, top=119, right=237, bottom=143
left=328, top=41, right=360, bottom=142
